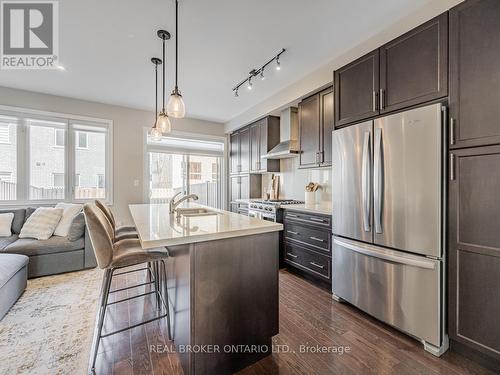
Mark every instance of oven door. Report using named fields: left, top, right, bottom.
left=249, top=210, right=276, bottom=222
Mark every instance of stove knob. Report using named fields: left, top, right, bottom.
left=258, top=206, right=263, bottom=209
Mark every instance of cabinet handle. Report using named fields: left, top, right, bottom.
left=309, top=217, right=326, bottom=223
left=287, top=213, right=299, bottom=218
left=372, top=91, right=378, bottom=111
left=309, top=261, right=325, bottom=269
left=379, top=89, right=385, bottom=110
left=310, top=236, right=325, bottom=243
left=450, top=118, right=455, bottom=145
left=287, top=230, right=299, bottom=235
left=287, top=252, right=298, bottom=259
left=320, top=150, right=325, bottom=163
left=450, top=153, right=455, bottom=181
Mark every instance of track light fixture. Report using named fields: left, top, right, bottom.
left=232, top=48, right=286, bottom=97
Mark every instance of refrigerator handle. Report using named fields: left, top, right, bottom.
left=333, top=238, right=436, bottom=270
left=362, top=131, right=371, bottom=232
left=374, top=127, right=383, bottom=234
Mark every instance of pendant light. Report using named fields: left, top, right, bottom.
left=156, top=30, right=172, bottom=133
left=150, top=57, right=163, bottom=141
left=166, top=0, right=186, bottom=118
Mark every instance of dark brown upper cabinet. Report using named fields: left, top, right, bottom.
left=379, top=13, right=448, bottom=114
left=299, top=87, right=333, bottom=168
left=239, top=127, right=250, bottom=174
left=229, top=132, right=240, bottom=175
left=448, top=145, right=500, bottom=363
left=449, top=0, right=500, bottom=149
left=320, top=88, right=334, bottom=166
left=250, top=116, right=280, bottom=173
left=334, top=13, right=448, bottom=128
left=299, top=94, right=320, bottom=167
left=334, top=50, right=379, bottom=127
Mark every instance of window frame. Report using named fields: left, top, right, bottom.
left=0, top=105, right=113, bottom=206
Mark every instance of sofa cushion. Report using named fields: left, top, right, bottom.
left=0, top=253, right=29, bottom=289
left=0, top=234, right=18, bottom=251
left=4, top=236, right=84, bottom=256
left=54, top=203, right=83, bottom=237
left=67, top=213, right=86, bottom=242
left=0, top=209, right=25, bottom=234
left=0, top=213, right=14, bottom=237
left=19, top=207, right=64, bottom=240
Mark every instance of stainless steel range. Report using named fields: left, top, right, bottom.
left=248, top=199, right=304, bottom=222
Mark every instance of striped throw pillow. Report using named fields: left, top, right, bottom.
left=19, top=207, right=64, bottom=240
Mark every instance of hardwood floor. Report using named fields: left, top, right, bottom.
left=94, top=268, right=494, bottom=375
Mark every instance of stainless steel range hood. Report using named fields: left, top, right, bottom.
left=262, top=107, right=300, bottom=159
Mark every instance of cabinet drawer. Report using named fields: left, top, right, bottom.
left=284, top=223, right=331, bottom=254
left=284, top=210, right=331, bottom=228
left=284, top=242, right=331, bottom=280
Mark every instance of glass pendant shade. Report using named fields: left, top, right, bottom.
left=167, top=92, right=186, bottom=118
left=150, top=125, right=162, bottom=141
left=157, top=112, right=172, bottom=133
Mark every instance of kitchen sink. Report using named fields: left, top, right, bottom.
left=175, top=208, right=220, bottom=217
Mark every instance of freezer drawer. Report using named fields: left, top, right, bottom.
left=333, top=237, right=442, bottom=347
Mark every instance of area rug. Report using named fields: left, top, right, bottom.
left=0, top=268, right=103, bottom=374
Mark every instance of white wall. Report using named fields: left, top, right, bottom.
left=0, top=86, right=225, bottom=224
left=262, top=160, right=331, bottom=203
left=225, top=0, right=463, bottom=133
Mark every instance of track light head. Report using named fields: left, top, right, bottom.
left=247, top=77, right=253, bottom=90
left=276, top=57, right=281, bottom=71
left=234, top=89, right=239, bottom=97
left=260, top=69, right=265, bottom=80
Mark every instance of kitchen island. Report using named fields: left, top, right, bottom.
left=129, top=203, right=283, bottom=375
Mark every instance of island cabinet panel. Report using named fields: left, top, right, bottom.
left=379, top=13, right=448, bottom=114
left=167, top=232, right=279, bottom=375
left=283, top=210, right=332, bottom=288
left=448, top=145, right=500, bottom=364
left=449, top=0, right=500, bottom=149
left=299, top=86, right=333, bottom=168
left=334, top=49, right=379, bottom=127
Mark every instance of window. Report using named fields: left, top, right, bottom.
left=0, top=107, right=112, bottom=204
left=76, top=131, right=88, bottom=149
left=146, top=133, right=224, bottom=208
left=0, top=172, right=12, bottom=182
left=189, top=162, right=201, bottom=180
left=54, top=128, right=65, bottom=147
left=211, top=163, right=218, bottom=181
left=0, top=124, right=10, bottom=144
left=97, top=174, right=105, bottom=189
left=53, top=173, right=64, bottom=187
left=0, top=117, right=17, bottom=200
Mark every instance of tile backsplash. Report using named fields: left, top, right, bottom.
left=261, top=158, right=331, bottom=202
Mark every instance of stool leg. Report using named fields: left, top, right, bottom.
left=89, top=268, right=113, bottom=374
left=160, top=259, right=172, bottom=341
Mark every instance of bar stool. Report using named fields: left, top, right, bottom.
left=83, top=203, right=172, bottom=374
left=95, top=200, right=138, bottom=241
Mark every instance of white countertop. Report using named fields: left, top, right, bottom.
left=283, top=202, right=332, bottom=216
left=129, top=203, right=283, bottom=249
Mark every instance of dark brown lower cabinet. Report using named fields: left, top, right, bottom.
left=283, top=210, right=332, bottom=289
left=449, top=145, right=500, bottom=368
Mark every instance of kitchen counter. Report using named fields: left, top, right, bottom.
left=283, top=201, right=332, bottom=216
left=129, top=202, right=282, bottom=249
left=129, top=202, right=281, bottom=374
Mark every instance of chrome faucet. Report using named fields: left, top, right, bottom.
left=169, top=192, right=199, bottom=213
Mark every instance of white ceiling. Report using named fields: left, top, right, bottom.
left=0, top=0, right=436, bottom=123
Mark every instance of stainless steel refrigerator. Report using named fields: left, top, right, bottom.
left=331, top=103, right=448, bottom=356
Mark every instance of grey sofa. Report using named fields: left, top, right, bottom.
left=0, top=253, right=28, bottom=320
left=0, top=208, right=96, bottom=278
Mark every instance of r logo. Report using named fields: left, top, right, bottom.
left=1, top=1, right=59, bottom=69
